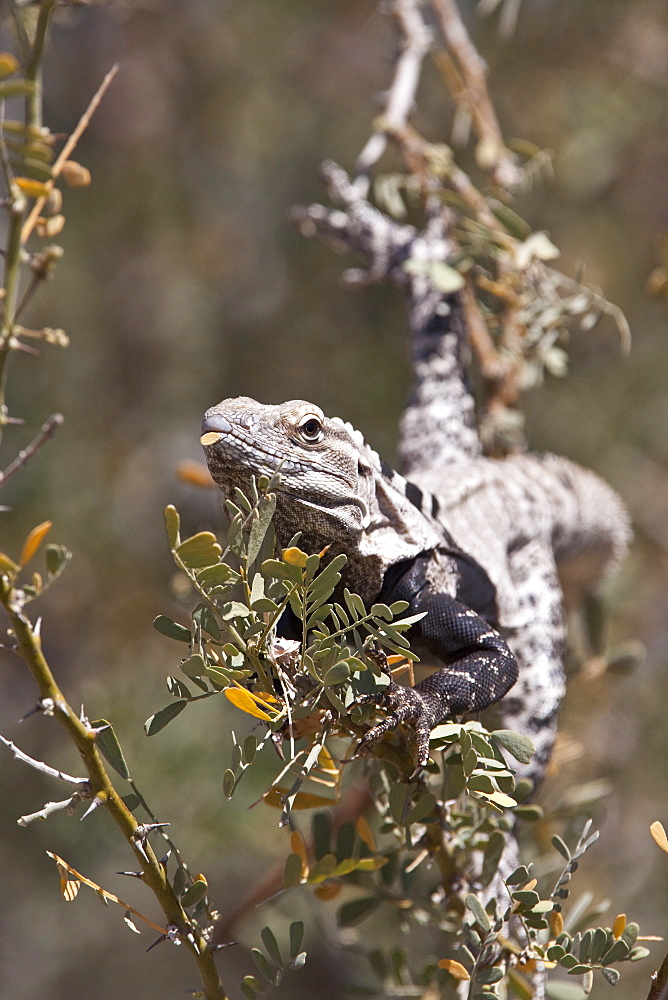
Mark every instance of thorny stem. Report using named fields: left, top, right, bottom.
left=0, top=583, right=229, bottom=1000
left=0, top=412, right=63, bottom=488
left=24, top=0, right=56, bottom=131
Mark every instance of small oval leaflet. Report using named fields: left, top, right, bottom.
left=438, top=959, right=471, bottom=981
left=153, top=615, right=191, bottom=643
left=91, top=719, right=130, bottom=780
left=490, top=730, right=535, bottom=764
left=283, top=853, right=304, bottom=889
left=180, top=876, right=208, bottom=909
left=144, top=700, right=187, bottom=736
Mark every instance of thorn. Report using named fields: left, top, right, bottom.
left=34, top=617, right=42, bottom=638
left=146, top=933, right=167, bottom=953
left=3, top=416, right=24, bottom=425
left=132, top=822, right=170, bottom=860
left=89, top=722, right=110, bottom=736
left=158, top=850, right=172, bottom=867
left=19, top=702, right=43, bottom=723
left=80, top=795, right=103, bottom=821
left=211, top=941, right=238, bottom=952
left=117, top=870, right=145, bottom=880
left=10, top=339, right=40, bottom=355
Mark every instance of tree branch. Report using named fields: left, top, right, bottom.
left=429, top=0, right=522, bottom=188
left=0, top=412, right=64, bottom=489
left=354, top=0, right=432, bottom=195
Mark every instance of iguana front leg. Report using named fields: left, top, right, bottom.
left=356, top=558, right=518, bottom=773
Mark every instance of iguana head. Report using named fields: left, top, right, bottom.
left=201, top=396, right=442, bottom=575
left=201, top=396, right=375, bottom=545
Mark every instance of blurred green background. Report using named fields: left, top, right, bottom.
left=0, top=1, right=667, bottom=997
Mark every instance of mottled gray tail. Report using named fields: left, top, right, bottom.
left=526, top=453, right=631, bottom=606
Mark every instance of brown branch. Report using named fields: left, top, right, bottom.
left=354, top=0, right=432, bottom=194
left=648, top=951, right=668, bottom=1000
left=21, top=63, right=119, bottom=244
left=0, top=412, right=63, bottom=488
left=1, top=588, right=228, bottom=1000
left=429, top=0, right=522, bottom=188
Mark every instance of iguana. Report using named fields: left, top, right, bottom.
left=201, top=163, right=629, bottom=783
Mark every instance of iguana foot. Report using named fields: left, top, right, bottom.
left=355, top=683, right=436, bottom=776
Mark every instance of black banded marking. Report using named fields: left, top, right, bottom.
left=405, top=479, right=424, bottom=511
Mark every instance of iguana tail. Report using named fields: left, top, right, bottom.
left=530, top=453, right=631, bottom=606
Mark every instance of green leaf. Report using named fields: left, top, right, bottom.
left=389, top=783, right=407, bottom=825
left=324, top=662, right=350, bottom=686
left=514, top=804, right=544, bottom=820
left=163, top=505, right=180, bottom=549
left=491, top=730, right=535, bottom=764
left=144, top=700, right=187, bottom=735
left=546, top=984, right=588, bottom=1000
left=92, top=719, right=130, bottom=780
left=602, top=968, right=620, bottom=985
left=121, top=793, right=140, bottom=813
left=343, top=588, right=365, bottom=620
left=240, top=976, right=261, bottom=999
left=219, top=601, right=252, bottom=619
left=0, top=80, right=36, bottom=100
left=251, top=947, right=272, bottom=981
left=247, top=494, right=277, bottom=565
left=506, top=865, right=531, bottom=886
left=552, top=834, right=571, bottom=860
left=196, top=563, right=239, bottom=589
left=244, top=735, right=257, bottom=764
left=45, top=543, right=70, bottom=578
left=406, top=793, right=436, bottom=825
left=512, top=890, right=540, bottom=908
left=153, top=615, right=191, bottom=642
left=261, top=558, right=302, bottom=583
left=309, top=853, right=337, bottom=882
left=181, top=653, right=207, bottom=678
left=261, top=926, right=282, bottom=967
left=602, top=940, right=630, bottom=964
left=467, top=773, right=496, bottom=794
left=192, top=604, right=221, bottom=640
left=629, top=946, right=650, bottom=962
left=481, top=830, right=505, bottom=888
left=466, top=893, right=491, bottom=931
left=176, top=531, right=222, bottom=569
left=620, top=922, right=639, bottom=950
left=167, top=675, right=191, bottom=699
left=289, top=921, right=304, bottom=959
left=180, top=878, right=208, bottom=908
left=223, top=769, right=235, bottom=798
left=283, top=853, right=304, bottom=889
left=337, top=896, right=382, bottom=927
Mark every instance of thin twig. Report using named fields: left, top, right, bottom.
left=21, top=63, right=119, bottom=244
left=429, top=0, right=522, bottom=188
left=0, top=412, right=64, bottom=488
left=7, top=0, right=32, bottom=63
left=354, top=0, right=432, bottom=195
left=46, top=851, right=169, bottom=936
left=17, top=793, right=84, bottom=826
left=0, top=732, right=88, bottom=786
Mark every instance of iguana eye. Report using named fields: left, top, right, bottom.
left=298, top=414, right=324, bottom=442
